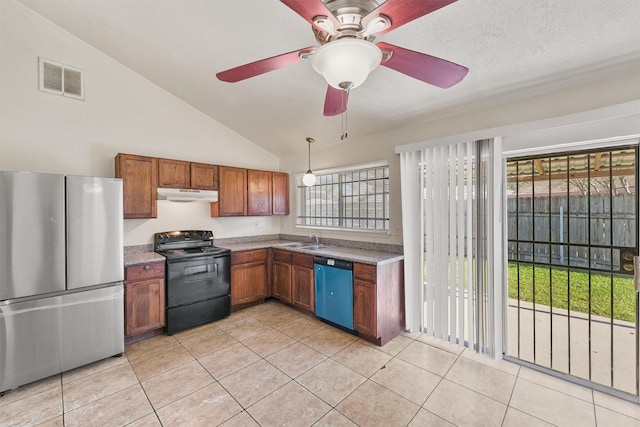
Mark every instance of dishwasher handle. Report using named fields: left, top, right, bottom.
left=313, top=256, right=353, bottom=270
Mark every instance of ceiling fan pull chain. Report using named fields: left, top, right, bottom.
left=340, top=83, right=352, bottom=141
left=341, top=108, right=348, bottom=140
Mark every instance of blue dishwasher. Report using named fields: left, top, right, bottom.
left=314, top=257, right=353, bottom=330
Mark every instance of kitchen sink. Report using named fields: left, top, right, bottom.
left=299, top=244, right=329, bottom=250
left=281, top=242, right=304, bottom=247
left=279, top=242, right=329, bottom=250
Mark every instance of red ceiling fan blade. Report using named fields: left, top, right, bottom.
left=216, top=46, right=315, bottom=83
left=377, top=42, right=468, bottom=88
left=363, top=0, right=457, bottom=36
left=324, top=86, right=348, bottom=116
left=280, top=0, right=341, bottom=32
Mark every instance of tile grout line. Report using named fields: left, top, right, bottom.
left=500, top=363, right=520, bottom=427
left=9, top=300, right=639, bottom=426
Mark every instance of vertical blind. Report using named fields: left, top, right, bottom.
left=401, top=139, right=500, bottom=355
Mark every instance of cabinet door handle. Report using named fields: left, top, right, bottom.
left=144, top=265, right=150, bottom=271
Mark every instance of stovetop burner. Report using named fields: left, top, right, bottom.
left=153, top=230, right=229, bottom=259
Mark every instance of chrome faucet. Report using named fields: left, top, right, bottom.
left=310, top=234, right=319, bottom=245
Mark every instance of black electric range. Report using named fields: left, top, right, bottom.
left=154, top=230, right=231, bottom=334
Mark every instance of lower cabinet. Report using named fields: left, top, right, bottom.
left=231, top=249, right=268, bottom=307
left=291, top=253, right=314, bottom=313
left=272, top=249, right=292, bottom=303
left=233, top=246, right=405, bottom=347
left=124, top=261, right=166, bottom=336
left=353, top=278, right=376, bottom=337
left=271, top=250, right=314, bottom=313
left=353, top=260, right=405, bottom=346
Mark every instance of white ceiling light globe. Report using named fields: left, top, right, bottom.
left=312, top=38, right=382, bottom=89
left=302, top=171, right=316, bottom=187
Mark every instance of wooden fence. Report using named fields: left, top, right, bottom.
left=507, top=194, right=636, bottom=272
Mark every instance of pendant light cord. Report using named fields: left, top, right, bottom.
left=305, top=136, right=314, bottom=173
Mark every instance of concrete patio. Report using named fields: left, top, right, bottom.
left=507, top=299, right=638, bottom=395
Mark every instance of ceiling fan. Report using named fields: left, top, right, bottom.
left=216, top=0, right=469, bottom=117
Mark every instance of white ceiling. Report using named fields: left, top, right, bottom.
left=17, top=0, right=640, bottom=157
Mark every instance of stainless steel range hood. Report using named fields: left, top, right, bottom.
left=157, top=188, right=218, bottom=202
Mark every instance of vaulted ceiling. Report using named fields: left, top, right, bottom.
left=17, top=0, right=640, bottom=156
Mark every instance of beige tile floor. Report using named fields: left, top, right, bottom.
left=1, top=300, right=639, bottom=426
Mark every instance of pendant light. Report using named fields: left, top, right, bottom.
left=302, top=137, right=316, bottom=187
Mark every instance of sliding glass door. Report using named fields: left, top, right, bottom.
left=505, top=146, right=639, bottom=396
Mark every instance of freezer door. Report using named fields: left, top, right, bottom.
left=0, top=171, right=66, bottom=300
left=60, top=283, right=124, bottom=371
left=66, top=176, right=124, bottom=289
left=0, top=284, right=124, bottom=391
left=0, top=294, right=63, bottom=391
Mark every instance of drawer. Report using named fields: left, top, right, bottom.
left=125, top=261, right=165, bottom=281
left=232, top=248, right=268, bottom=264
left=292, top=253, right=313, bottom=269
left=353, top=263, right=376, bottom=283
left=272, top=249, right=292, bottom=263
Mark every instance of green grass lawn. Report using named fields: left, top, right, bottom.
left=508, top=263, right=637, bottom=322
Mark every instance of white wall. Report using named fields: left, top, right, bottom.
left=280, top=70, right=640, bottom=246
left=0, top=0, right=281, bottom=246
left=2, top=0, right=638, bottom=248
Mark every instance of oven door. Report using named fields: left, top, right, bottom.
left=166, top=254, right=230, bottom=308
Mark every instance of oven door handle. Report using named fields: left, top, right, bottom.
left=183, top=264, right=218, bottom=284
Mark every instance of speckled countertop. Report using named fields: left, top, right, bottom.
left=123, top=237, right=403, bottom=266
left=124, top=252, right=165, bottom=266
left=217, top=240, right=403, bottom=266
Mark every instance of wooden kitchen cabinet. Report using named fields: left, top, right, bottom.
left=158, top=158, right=190, bottom=188
left=190, top=162, right=218, bottom=190
left=212, top=166, right=247, bottom=217
left=270, top=250, right=314, bottom=312
left=272, top=249, right=292, bottom=303
left=124, top=261, right=166, bottom=336
left=159, top=159, right=218, bottom=190
left=354, top=278, right=376, bottom=337
left=247, top=169, right=272, bottom=216
left=353, top=260, right=405, bottom=346
left=291, top=253, right=314, bottom=313
left=115, top=153, right=158, bottom=219
left=231, top=249, right=268, bottom=307
left=272, top=172, right=289, bottom=215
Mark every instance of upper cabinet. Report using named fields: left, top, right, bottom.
left=159, top=159, right=218, bottom=190
left=115, top=153, right=158, bottom=219
left=191, top=163, right=218, bottom=190
left=247, top=169, right=272, bottom=216
left=213, top=166, right=247, bottom=217
left=158, top=158, right=190, bottom=188
left=117, top=153, right=287, bottom=218
left=272, top=172, right=289, bottom=215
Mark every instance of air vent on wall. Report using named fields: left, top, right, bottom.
left=38, top=57, right=84, bottom=100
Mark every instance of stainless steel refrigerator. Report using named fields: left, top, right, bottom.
left=0, top=171, right=124, bottom=392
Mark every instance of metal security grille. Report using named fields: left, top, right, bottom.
left=298, top=165, right=389, bottom=230
left=505, top=146, right=639, bottom=397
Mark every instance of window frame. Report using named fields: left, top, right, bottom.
left=295, top=160, right=390, bottom=233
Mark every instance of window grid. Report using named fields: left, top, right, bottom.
left=298, top=165, right=389, bottom=231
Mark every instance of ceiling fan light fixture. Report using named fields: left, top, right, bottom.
left=312, top=38, right=382, bottom=90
